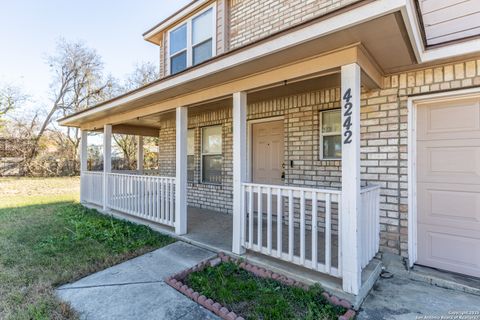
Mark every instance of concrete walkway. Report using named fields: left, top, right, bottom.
left=358, top=256, right=480, bottom=320
left=358, top=274, right=480, bottom=320
left=57, top=242, right=219, bottom=320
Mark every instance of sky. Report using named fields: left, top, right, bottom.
left=0, top=0, right=191, bottom=108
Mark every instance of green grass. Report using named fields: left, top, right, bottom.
left=0, top=177, right=175, bottom=320
left=185, top=262, right=346, bottom=320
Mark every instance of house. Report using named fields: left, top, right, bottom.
left=59, top=0, right=480, bottom=306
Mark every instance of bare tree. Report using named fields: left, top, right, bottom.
left=24, top=39, right=111, bottom=173
left=123, top=62, right=159, bottom=91
left=112, top=63, right=159, bottom=169
left=0, top=84, right=27, bottom=128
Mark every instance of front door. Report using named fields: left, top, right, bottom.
left=416, top=96, right=480, bottom=278
left=251, top=119, right=284, bottom=185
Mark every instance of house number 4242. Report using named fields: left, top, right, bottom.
left=342, top=88, right=353, bottom=144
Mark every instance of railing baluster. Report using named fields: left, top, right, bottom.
left=337, top=195, right=342, bottom=275
left=160, top=178, right=165, bottom=223
left=154, top=177, right=158, bottom=219
left=241, top=184, right=246, bottom=247
left=325, top=193, right=331, bottom=274
left=288, top=189, right=294, bottom=262
left=156, top=178, right=160, bottom=221
left=166, top=178, right=170, bottom=223
left=146, top=177, right=150, bottom=217
left=137, top=176, right=140, bottom=214
left=170, top=179, right=174, bottom=225
left=267, top=186, right=272, bottom=254
left=276, top=188, right=282, bottom=258
left=300, top=190, right=305, bottom=265
left=248, top=186, right=254, bottom=249
left=257, top=186, right=263, bottom=250
left=312, top=191, right=318, bottom=271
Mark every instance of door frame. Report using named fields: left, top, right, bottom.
left=407, top=87, right=480, bottom=268
left=247, top=116, right=285, bottom=183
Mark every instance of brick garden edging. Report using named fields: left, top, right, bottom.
left=165, top=252, right=356, bottom=320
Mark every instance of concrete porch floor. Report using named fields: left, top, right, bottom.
left=185, top=206, right=340, bottom=266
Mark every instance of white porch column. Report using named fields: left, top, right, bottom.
left=340, top=63, right=362, bottom=295
left=137, top=136, right=144, bottom=174
left=80, top=130, right=88, bottom=203
left=232, top=91, right=247, bottom=254
left=175, top=106, right=188, bottom=235
left=103, top=124, right=112, bottom=211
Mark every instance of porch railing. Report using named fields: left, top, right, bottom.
left=111, top=169, right=161, bottom=176
left=359, top=185, right=381, bottom=269
left=81, top=171, right=103, bottom=206
left=241, top=183, right=342, bottom=278
left=107, top=173, right=176, bottom=227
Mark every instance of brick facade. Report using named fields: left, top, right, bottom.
left=156, top=57, right=480, bottom=256
left=229, top=0, right=360, bottom=49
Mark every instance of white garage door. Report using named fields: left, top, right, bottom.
left=417, top=96, right=480, bottom=278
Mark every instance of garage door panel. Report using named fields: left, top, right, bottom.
left=417, top=141, right=480, bottom=184
left=418, top=182, right=480, bottom=229
left=417, top=98, right=480, bottom=140
left=417, top=224, right=480, bottom=277
left=416, top=96, right=480, bottom=278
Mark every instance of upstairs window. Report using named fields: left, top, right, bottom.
left=169, top=24, right=187, bottom=75
left=168, top=6, right=215, bottom=75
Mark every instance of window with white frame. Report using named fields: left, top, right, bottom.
left=187, top=129, right=195, bottom=181
left=201, top=125, right=222, bottom=184
left=168, top=6, right=215, bottom=75
left=320, top=110, right=342, bottom=160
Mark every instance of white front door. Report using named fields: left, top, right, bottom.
left=251, top=119, right=285, bottom=185
left=416, top=96, right=480, bottom=277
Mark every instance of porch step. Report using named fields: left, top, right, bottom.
left=382, top=253, right=480, bottom=297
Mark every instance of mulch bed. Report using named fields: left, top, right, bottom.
left=165, top=252, right=356, bottom=320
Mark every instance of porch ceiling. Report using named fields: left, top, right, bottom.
left=60, top=11, right=415, bottom=131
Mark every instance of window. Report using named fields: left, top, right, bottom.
left=320, top=110, right=342, bottom=160
left=201, top=125, right=222, bottom=184
left=187, top=129, right=195, bottom=181
left=168, top=6, right=215, bottom=75
left=169, top=24, right=187, bottom=75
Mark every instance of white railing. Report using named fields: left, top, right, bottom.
left=241, top=183, right=342, bottom=278
left=81, top=171, right=103, bottom=206
left=107, top=173, right=176, bottom=227
left=111, top=169, right=161, bottom=176
left=359, top=185, right=381, bottom=268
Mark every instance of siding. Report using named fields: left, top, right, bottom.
left=419, top=0, right=480, bottom=45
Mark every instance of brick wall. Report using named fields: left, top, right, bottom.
left=157, top=57, right=480, bottom=257
left=228, top=0, right=360, bottom=49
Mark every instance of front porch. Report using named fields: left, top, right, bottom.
left=76, top=44, right=386, bottom=301
left=80, top=167, right=381, bottom=306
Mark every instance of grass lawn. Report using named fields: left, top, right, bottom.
left=0, top=177, right=175, bottom=320
left=185, top=262, right=347, bottom=320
